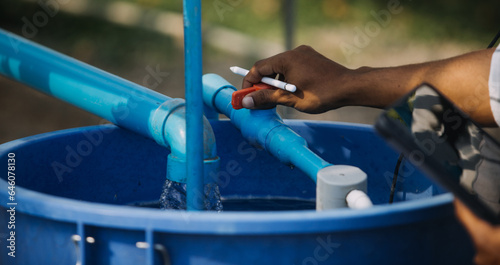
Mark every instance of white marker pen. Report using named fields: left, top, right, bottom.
left=230, top=66, right=297, bottom=93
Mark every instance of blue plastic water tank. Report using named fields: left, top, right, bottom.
left=0, top=120, right=473, bottom=264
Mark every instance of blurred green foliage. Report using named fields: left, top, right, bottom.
left=204, top=0, right=499, bottom=44
left=76, top=0, right=498, bottom=43
left=0, top=1, right=180, bottom=74
left=371, top=0, right=500, bottom=44
left=2, top=0, right=498, bottom=45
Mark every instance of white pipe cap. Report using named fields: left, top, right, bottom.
left=316, top=165, right=368, bottom=210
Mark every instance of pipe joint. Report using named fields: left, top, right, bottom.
left=167, top=155, right=220, bottom=184
left=266, top=125, right=307, bottom=162
left=316, top=165, right=368, bottom=210
left=155, top=101, right=219, bottom=184
left=154, top=100, right=219, bottom=184
left=151, top=98, right=186, bottom=148
left=202, top=73, right=237, bottom=113
left=234, top=109, right=283, bottom=148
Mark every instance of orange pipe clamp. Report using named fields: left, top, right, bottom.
left=231, top=83, right=273, bottom=110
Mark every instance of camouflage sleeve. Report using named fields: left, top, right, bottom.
left=489, top=45, right=500, bottom=126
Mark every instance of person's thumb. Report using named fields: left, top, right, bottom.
left=242, top=89, right=281, bottom=109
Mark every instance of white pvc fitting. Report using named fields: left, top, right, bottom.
left=346, top=189, right=373, bottom=209
left=316, top=165, right=368, bottom=211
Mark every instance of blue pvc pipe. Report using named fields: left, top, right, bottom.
left=202, top=74, right=332, bottom=182
left=0, top=29, right=165, bottom=141
left=0, top=28, right=219, bottom=192
left=183, top=0, right=205, bottom=210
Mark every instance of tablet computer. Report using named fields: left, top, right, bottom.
left=375, top=83, right=500, bottom=224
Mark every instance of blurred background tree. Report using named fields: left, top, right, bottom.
left=0, top=0, right=498, bottom=143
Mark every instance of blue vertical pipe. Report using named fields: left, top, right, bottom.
left=183, top=0, right=205, bottom=210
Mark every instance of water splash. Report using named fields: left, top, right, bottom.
left=159, top=180, right=187, bottom=210
left=159, top=179, right=223, bottom=211
left=204, top=182, right=223, bottom=211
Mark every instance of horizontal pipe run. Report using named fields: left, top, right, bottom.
left=0, top=29, right=219, bottom=185
left=266, top=126, right=331, bottom=181
left=0, top=29, right=163, bottom=144
left=202, top=74, right=331, bottom=182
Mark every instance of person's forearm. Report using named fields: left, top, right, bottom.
left=347, top=48, right=496, bottom=126
left=242, top=45, right=496, bottom=126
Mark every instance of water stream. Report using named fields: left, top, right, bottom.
left=159, top=179, right=223, bottom=211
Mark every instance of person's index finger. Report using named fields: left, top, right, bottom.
left=242, top=66, right=263, bottom=89
left=242, top=55, right=286, bottom=89
left=255, top=54, right=288, bottom=77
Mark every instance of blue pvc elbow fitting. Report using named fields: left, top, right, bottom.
left=151, top=98, right=219, bottom=184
